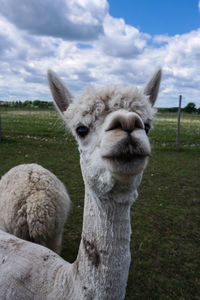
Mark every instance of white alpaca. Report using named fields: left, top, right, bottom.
left=0, top=163, right=70, bottom=254
left=0, top=68, right=161, bottom=300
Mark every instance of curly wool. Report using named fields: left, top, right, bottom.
left=0, top=164, right=70, bottom=253
left=64, top=85, right=156, bottom=132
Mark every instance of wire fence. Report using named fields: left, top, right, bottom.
left=0, top=107, right=199, bottom=150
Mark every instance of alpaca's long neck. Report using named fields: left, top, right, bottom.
left=74, top=178, right=139, bottom=300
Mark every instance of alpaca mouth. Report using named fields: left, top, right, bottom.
left=101, top=137, right=150, bottom=176
left=102, top=152, right=149, bottom=176
left=102, top=140, right=150, bottom=162
left=103, top=153, right=147, bottom=162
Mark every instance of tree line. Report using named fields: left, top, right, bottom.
left=0, top=100, right=199, bottom=113
left=157, top=102, right=200, bottom=114
left=0, top=100, right=54, bottom=109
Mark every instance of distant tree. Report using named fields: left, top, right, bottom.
left=157, top=107, right=178, bottom=113
left=47, top=102, right=54, bottom=108
left=33, top=100, right=41, bottom=107
left=15, top=101, right=23, bottom=107
left=197, top=107, right=200, bottom=114
left=183, top=102, right=196, bottom=113
left=38, top=101, right=48, bottom=108
left=23, top=100, right=32, bottom=107
left=33, top=100, right=52, bottom=108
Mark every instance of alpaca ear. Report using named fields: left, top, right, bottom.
left=143, top=68, right=162, bottom=106
left=47, top=70, right=73, bottom=114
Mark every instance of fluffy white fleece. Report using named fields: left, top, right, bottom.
left=0, top=163, right=70, bottom=253
left=64, top=85, right=156, bottom=133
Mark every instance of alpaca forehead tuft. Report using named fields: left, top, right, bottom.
left=64, top=85, right=156, bottom=129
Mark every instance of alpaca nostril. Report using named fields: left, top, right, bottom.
left=106, top=113, right=144, bottom=133
left=135, top=118, right=144, bottom=130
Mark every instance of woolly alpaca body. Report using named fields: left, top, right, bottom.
left=0, top=177, right=140, bottom=300
left=0, top=68, right=161, bottom=299
left=0, top=164, right=70, bottom=253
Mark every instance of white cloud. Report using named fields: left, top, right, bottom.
left=96, top=15, right=150, bottom=58
left=153, top=35, right=171, bottom=44
left=0, top=0, right=108, bottom=40
left=0, top=0, right=199, bottom=108
left=158, top=30, right=200, bottom=106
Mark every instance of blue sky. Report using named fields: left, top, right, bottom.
left=0, top=0, right=200, bottom=108
left=108, top=0, right=200, bottom=36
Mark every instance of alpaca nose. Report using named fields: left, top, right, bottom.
left=106, top=112, right=144, bottom=133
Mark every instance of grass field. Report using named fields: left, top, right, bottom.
left=0, top=109, right=199, bottom=299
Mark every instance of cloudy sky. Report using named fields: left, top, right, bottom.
left=0, top=0, right=200, bottom=107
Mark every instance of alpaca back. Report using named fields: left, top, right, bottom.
left=0, top=164, right=70, bottom=252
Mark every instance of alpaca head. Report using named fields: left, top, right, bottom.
left=48, top=69, right=161, bottom=191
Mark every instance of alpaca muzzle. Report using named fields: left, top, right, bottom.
left=101, top=132, right=150, bottom=176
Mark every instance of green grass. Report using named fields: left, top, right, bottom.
left=0, top=109, right=199, bottom=299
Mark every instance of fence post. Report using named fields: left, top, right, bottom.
left=0, top=115, right=2, bottom=142
left=176, top=95, right=182, bottom=150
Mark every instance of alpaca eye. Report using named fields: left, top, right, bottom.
left=76, top=126, right=89, bottom=138
left=144, top=124, right=150, bottom=134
